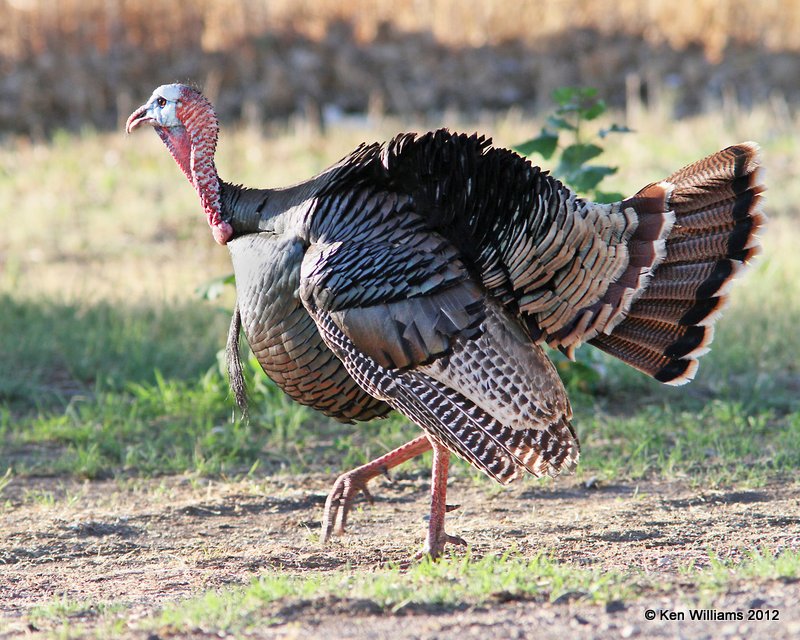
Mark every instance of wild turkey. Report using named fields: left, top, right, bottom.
left=127, top=84, right=765, bottom=558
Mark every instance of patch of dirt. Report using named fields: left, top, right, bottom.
left=1, top=472, right=799, bottom=638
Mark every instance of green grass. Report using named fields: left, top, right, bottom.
left=26, top=596, right=128, bottom=640
left=144, top=549, right=799, bottom=636
left=154, top=552, right=635, bottom=634
left=1, top=107, right=799, bottom=485
left=0, top=294, right=228, bottom=407
left=575, top=401, right=800, bottom=485
left=21, top=548, right=799, bottom=637
left=1, top=360, right=310, bottom=478
left=685, top=549, right=800, bottom=592
left=29, top=596, right=126, bottom=626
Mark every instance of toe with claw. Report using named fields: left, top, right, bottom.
left=320, top=469, right=375, bottom=543
left=319, top=435, right=433, bottom=545
left=420, top=531, right=468, bottom=560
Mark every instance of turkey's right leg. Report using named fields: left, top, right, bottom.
left=421, top=439, right=467, bottom=559
left=321, top=435, right=432, bottom=543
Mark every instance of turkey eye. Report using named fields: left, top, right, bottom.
left=157, top=97, right=167, bottom=107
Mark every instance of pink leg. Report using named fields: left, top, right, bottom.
left=421, top=438, right=467, bottom=559
left=321, top=434, right=432, bottom=543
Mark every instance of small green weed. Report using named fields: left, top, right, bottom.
left=514, top=86, right=631, bottom=203
left=513, top=87, right=631, bottom=393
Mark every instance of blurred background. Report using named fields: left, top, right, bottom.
left=2, top=0, right=800, bottom=135
left=1, top=0, right=798, bottom=481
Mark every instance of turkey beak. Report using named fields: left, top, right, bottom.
left=125, top=104, right=154, bottom=134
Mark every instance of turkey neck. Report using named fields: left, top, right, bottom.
left=219, top=182, right=313, bottom=241
left=157, top=91, right=235, bottom=245
left=219, top=183, right=270, bottom=235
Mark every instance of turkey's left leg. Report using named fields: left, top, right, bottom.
left=321, top=435, right=432, bottom=543
left=422, top=438, right=467, bottom=559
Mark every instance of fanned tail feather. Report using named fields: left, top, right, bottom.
left=590, top=142, right=766, bottom=384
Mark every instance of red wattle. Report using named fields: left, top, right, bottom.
left=211, top=221, right=234, bottom=245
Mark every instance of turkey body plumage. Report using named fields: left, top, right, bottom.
left=127, top=85, right=765, bottom=558
left=225, top=133, right=586, bottom=481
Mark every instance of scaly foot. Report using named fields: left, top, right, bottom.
left=320, top=467, right=376, bottom=543
left=419, top=530, right=468, bottom=560
left=319, top=435, right=433, bottom=544
left=418, top=440, right=467, bottom=560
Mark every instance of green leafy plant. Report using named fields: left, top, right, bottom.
left=514, top=86, right=631, bottom=203
left=514, top=87, right=633, bottom=392
left=195, top=273, right=236, bottom=301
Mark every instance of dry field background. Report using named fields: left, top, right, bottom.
left=3, top=0, right=800, bottom=135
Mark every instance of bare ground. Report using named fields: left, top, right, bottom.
left=1, top=471, right=799, bottom=639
